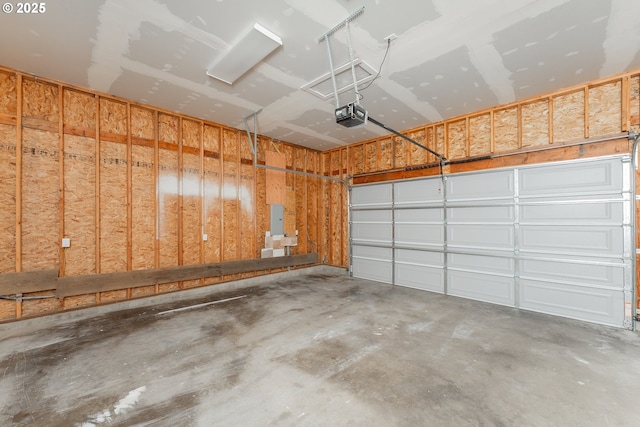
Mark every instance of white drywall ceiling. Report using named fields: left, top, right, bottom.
left=1, top=0, right=639, bottom=151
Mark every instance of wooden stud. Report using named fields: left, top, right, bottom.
left=15, top=74, right=22, bottom=319
left=584, top=86, right=590, bottom=139
left=489, top=110, right=495, bottom=153
left=200, top=121, right=205, bottom=270
left=517, top=104, right=523, bottom=148
left=95, top=96, right=101, bottom=303
left=153, top=111, right=160, bottom=293
left=219, top=126, right=224, bottom=268
left=58, top=85, right=65, bottom=280
left=126, top=103, right=132, bottom=298
left=548, top=96, right=554, bottom=144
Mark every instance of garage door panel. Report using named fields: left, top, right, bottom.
left=520, top=202, right=623, bottom=224
left=448, top=224, right=514, bottom=250
left=351, top=223, right=392, bottom=244
left=449, top=253, right=515, bottom=276
left=395, top=263, right=444, bottom=293
left=351, top=183, right=393, bottom=207
left=352, top=245, right=392, bottom=260
left=396, top=223, right=444, bottom=246
left=351, top=209, right=392, bottom=222
left=520, top=279, right=624, bottom=327
left=520, top=226, right=623, bottom=257
left=447, top=205, right=515, bottom=222
left=520, top=258, right=624, bottom=289
left=395, top=248, right=444, bottom=265
left=395, top=207, right=443, bottom=222
left=519, top=158, right=622, bottom=197
left=448, top=270, right=515, bottom=306
left=352, top=258, right=392, bottom=284
left=394, top=179, right=443, bottom=206
left=446, top=170, right=514, bottom=201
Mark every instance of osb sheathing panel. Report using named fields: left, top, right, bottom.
left=240, top=164, right=256, bottom=259
left=394, top=137, right=407, bottom=168
left=319, top=153, right=330, bottom=264
left=22, top=79, right=58, bottom=123
left=240, top=129, right=253, bottom=161
left=365, top=142, right=377, bottom=172
left=223, top=160, right=238, bottom=261
left=182, top=152, right=202, bottom=265
left=158, top=114, right=178, bottom=144
left=63, top=135, right=96, bottom=276
left=182, top=119, right=201, bottom=149
left=521, top=100, right=549, bottom=148
left=99, top=141, right=127, bottom=273
left=306, top=175, right=319, bottom=254
left=553, top=91, right=585, bottom=143
left=131, top=145, right=155, bottom=270
left=255, top=168, right=268, bottom=253
left=131, top=285, right=155, bottom=298
left=158, top=148, right=179, bottom=267
left=203, top=124, right=220, bottom=152
left=447, top=119, right=467, bottom=160
left=435, top=125, right=445, bottom=161
left=100, top=290, right=127, bottom=302
left=379, top=137, right=393, bottom=170
left=284, top=186, right=296, bottom=237
left=330, top=180, right=342, bottom=265
left=203, top=156, right=221, bottom=264
left=22, top=291, right=59, bottom=317
left=469, top=115, right=491, bottom=157
left=223, top=129, right=239, bottom=161
left=350, top=144, right=364, bottom=175
left=265, top=150, right=286, bottom=205
left=631, top=75, right=639, bottom=129
left=408, top=129, right=427, bottom=166
left=0, top=124, right=16, bottom=273
left=494, top=107, right=519, bottom=152
left=425, top=127, right=436, bottom=163
left=0, top=300, right=15, bottom=320
left=295, top=173, right=307, bottom=254
left=589, top=81, right=622, bottom=136
left=130, top=106, right=154, bottom=140
left=0, top=71, right=17, bottom=116
left=99, top=99, right=127, bottom=135
left=63, top=90, right=96, bottom=130
left=22, top=128, right=59, bottom=271
left=284, top=144, right=294, bottom=187
left=63, top=294, right=96, bottom=310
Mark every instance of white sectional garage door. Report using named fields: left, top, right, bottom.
left=350, top=156, right=634, bottom=329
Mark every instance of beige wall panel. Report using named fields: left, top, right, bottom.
left=203, top=124, right=220, bottom=152
left=0, top=125, right=16, bottom=273
left=240, top=164, right=256, bottom=259
left=159, top=113, right=179, bottom=144
left=63, top=90, right=95, bottom=130
left=182, top=119, right=201, bottom=148
left=131, top=145, right=155, bottom=270
left=158, top=148, right=179, bottom=267
left=182, top=152, right=201, bottom=265
left=0, top=300, right=15, bottom=320
left=447, top=119, right=467, bottom=159
left=22, top=128, right=59, bottom=271
left=0, top=71, right=17, bottom=116
left=394, top=137, right=407, bottom=168
left=521, top=100, right=550, bottom=148
left=99, top=141, right=127, bottom=273
left=203, top=156, right=221, bottom=264
left=365, top=142, right=377, bottom=172
left=130, top=106, right=154, bottom=140
left=99, top=99, right=127, bottom=135
left=379, top=137, right=393, bottom=170
left=22, top=79, right=58, bottom=123
left=494, top=107, right=518, bottom=152
left=63, top=135, right=96, bottom=276
left=469, top=115, right=491, bottom=157
left=63, top=294, right=95, bottom=310
left=22, top=291, right=59, bottom=316
left=553, top=91, right=585, bottom=143
left=589, top=81, right=622, bottom=136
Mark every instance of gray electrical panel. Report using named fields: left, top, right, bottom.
left=270, top=204, right=284, bottom=235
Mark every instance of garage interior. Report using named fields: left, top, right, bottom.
left=1, top=0, right=640, bottom=425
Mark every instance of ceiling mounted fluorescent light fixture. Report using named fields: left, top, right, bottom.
left=207, top=23, right=282, bottom=85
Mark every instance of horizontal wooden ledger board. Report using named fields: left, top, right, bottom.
left=0, top=254, right=317, bottom=298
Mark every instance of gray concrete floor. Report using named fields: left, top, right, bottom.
left=1, top=272, right=639, bottom=427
